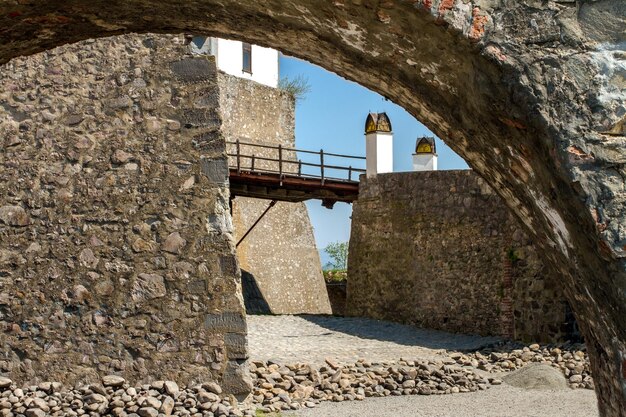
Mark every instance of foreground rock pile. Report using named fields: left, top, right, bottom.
left=0, top=343, right=593, bottom=416
left=249, top=357, right=492, bottom=413
left=0, top=358, right=492, bottom=417
left=466, top=341, right=593, bottom=390
left=0, top=378, right=255, bottom=417
left=248, top=342, right=592, bottom=412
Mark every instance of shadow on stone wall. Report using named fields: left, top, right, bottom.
left=241, top=269, right=271, bottom=315
left=326, top=282, right=347, bottom=316
left=564, top=304, right=583, bottom=343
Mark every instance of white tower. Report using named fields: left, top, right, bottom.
left=412, top=137, right=438, bottom=171
left=187, top=35, right=279, bottom=88
left=364, top=112, right=394, bottom=178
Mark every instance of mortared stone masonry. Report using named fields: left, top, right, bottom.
left=0, top=34, right=251, bottom=394
left=347, top=171, right=577, bottom=343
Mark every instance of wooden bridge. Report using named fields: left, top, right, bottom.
left=227, top=140, right=366, bottom=208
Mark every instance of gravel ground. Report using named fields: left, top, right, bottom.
left=287, top=384, right=599, bottom=417
left=247, top=315, right=501, bottom=365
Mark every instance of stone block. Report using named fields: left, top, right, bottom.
left=221, top=360, right=253, bottom=399
left=200, top=157, right=229, bottom=184
left=224, top=333, right=248, bottom=360
left=179, top=108, right=221, bottom=129
left=170, top=58, right=216, bottom=82
left=204, top=312, right=247, bottom=333
left=192, top=130, right=222, bottom=153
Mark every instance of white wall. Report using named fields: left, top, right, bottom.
left=412, top=154, right=438, bottom=171
left=366, top=132, right=393, bottom=177
left=215, top=39, right=279, bottom=88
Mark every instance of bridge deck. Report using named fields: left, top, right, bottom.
left=227, top=140, right=364, bottom=207
left=229, top=169, right=360, bottom=205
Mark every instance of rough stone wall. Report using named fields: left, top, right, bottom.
left=218, top=73, right=331, bottom=315
left=347, top=171, right=571, bottom=343
left=511, top=241, right=580, bottom=342
left=0, top=34, right=251, bottom=393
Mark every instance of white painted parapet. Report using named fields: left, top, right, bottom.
left=412, top=137, right=438, bottom=171
left=364, top=112, right=394, bottom=178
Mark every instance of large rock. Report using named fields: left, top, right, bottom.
left=0, top=377, right=12, bottom=389
left=221, top=360, right=254, bottom=400
left=102, top=375, right=125, bottom=387
left=503, top=364, right=568, bottom=390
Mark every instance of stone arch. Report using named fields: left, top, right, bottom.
left=0, top=1, right=624, bottom=415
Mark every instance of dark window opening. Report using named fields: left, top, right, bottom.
left=192, top=36, right=206, bottom=50
left=242, top=42, right=252, bottom=74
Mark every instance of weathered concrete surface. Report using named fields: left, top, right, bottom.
left=289, top=385, right=599, bottom=417
left=0, top=1, right=624, bottom=414
left=347, top=171, right=574, bottom=343
left=219, top=73, right=331, bottom=315
left=0, top=34, right=251, bottom=394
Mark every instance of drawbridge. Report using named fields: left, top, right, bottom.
left=227, top=140, right=365, bottom=209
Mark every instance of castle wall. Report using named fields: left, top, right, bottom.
left=347, top=170, right=575, bottom=343
left=218, top=73, right=331, bottom=315
left=0, top=34, right=251, bottom=393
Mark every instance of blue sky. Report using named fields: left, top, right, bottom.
left=279, top=56, right=469, bottom=266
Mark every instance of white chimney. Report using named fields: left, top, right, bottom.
left=412, top=137, right=438, bottom=171
left=364, top=112, right=393, bottom=178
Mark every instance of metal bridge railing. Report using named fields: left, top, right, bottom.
left=226, top=140, right=366, bottom=184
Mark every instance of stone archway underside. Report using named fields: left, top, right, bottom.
left=0, top=1, right=624, bottom=415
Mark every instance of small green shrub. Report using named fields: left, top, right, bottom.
left=507, top=248, right=519, bottom=263
left=278, top=75, right=311, bottom=102
left=324, top=269, right=347, bottom=283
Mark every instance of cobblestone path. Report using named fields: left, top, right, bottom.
left=247, top=314, right=501, bottom=365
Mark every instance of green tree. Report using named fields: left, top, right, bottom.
left=323, top=241, right=349, bottom=271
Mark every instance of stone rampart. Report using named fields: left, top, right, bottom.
left=219, top=73, right=331, bottom=315
left=347, top=170, right=575, bottom=343
left=0, top=34, right=250, bottom=393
